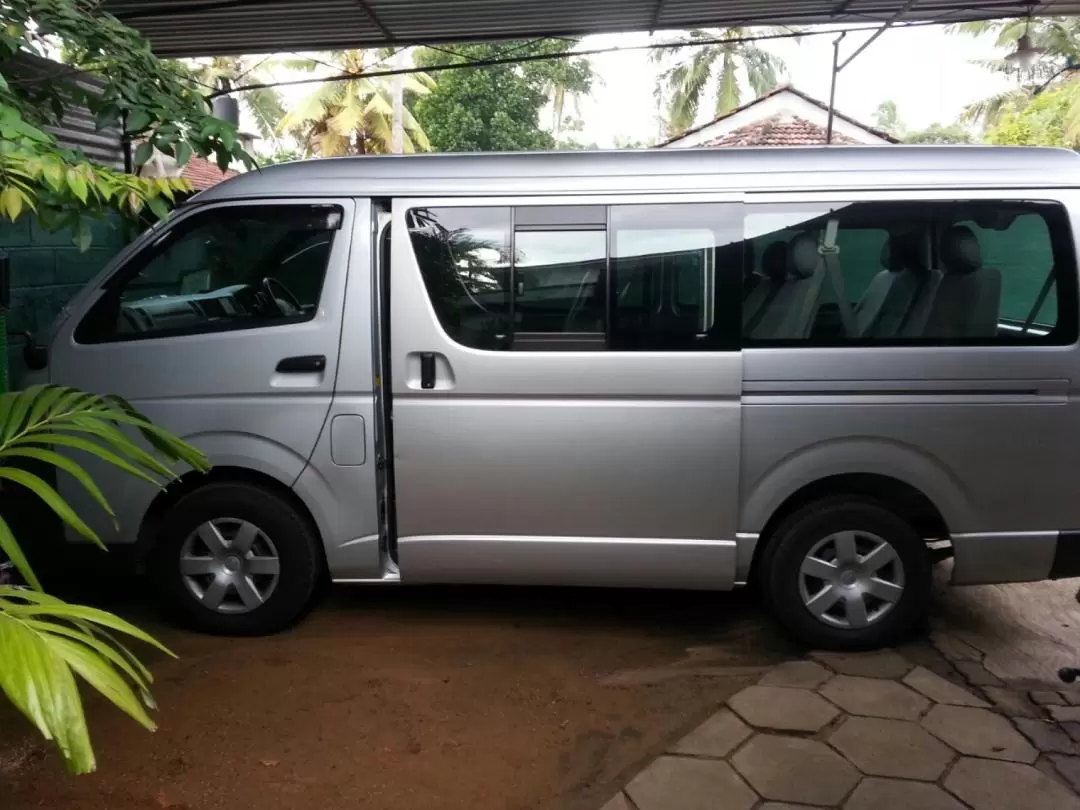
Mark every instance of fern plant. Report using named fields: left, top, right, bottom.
left=0, top=385, right=209, bottom=774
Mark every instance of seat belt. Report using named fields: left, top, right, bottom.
left=1022, top=267, right=1056, bottom=334
left=819, top=218, right=857, bottom=338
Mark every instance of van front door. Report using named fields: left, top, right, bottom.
left=49, top=199, right=353, bottom=547
left=389, top=196, right=746, bottom=589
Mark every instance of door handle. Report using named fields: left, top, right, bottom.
left=420, top=352, right=436, bottom=389
left=276, top=355, right=327, bottom=373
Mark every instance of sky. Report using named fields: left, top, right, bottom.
left=255, top=22, right=1020, bottom=152
left=566, top=23, right=1016, bottom=147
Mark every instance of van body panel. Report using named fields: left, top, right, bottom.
left=396, top=536, right=736, bottom=588
left=387, top=196, right=742, bottom=587
left=46, top=198, right=355, bottom=547
left=35, top=148, right=1080, bottom=620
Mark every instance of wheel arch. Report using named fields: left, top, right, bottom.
left=746, top=472, right=951, bottom=583
left=134, top=466, right=323, bottom=569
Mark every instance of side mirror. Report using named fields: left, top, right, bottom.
left=23, top=334, right=47, bottom=371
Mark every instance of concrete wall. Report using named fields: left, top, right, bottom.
left=1, top=216, right=128, bottom=383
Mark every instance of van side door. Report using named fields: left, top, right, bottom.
left=389, top=195, right=747, bottom=589
left=48, top=199, right=354, bottom=546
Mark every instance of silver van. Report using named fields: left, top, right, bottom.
left=27, top=145, right=1080, bottom=649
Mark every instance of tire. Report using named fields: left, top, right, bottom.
left=149, top=481, right=322, bottom=635
left=763, top=496, right=931, bottom=651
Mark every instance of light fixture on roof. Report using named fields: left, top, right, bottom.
left=1005, top=17, right=1043, bottom=72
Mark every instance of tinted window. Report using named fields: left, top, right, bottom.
left=405, top=207, right=512, bottom=351
left=76, top=205, right=341, bottom=343
left=742, top=200, right=1076, bottom=345
left=408, top=203, right=742, bottom=352
left=610, top=203, right=742, bottom=351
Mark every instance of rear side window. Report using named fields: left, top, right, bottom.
left=742, top=200, right=1076, bottom=346
left=75, top=205, right=342, bottom=344
left=406, top=203, right=742, bottom=351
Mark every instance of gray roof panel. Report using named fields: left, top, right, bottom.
left=102, top=0, right=1080, bottom=57
left=190, top=146, right=1080, bottom=202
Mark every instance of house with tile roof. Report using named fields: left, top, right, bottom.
left=658, top=86, right=898, bottom=149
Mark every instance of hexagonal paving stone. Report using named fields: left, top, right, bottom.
left=844, top=777, right=965, bottom=810
left=599, top=793, right=633, bottom=810
left=902, top=666, right=990, bottom=708
left=828, top=716, right=953, bottom=781
left=759, top=661, right=832, bottom=690
left=819, top=675, right=930, bottom=720
left=944, top=757, right=1080, bottom=810
left=812, top=650, right=912, bottom=679
left=921, top=705, right=1037, bottom=763
left=759, top=805, right=819, bottom=810
left=731, top=734, right=859, bottom=806
left=728, top=685, right=839, bottom=732
left=670, top=709, right=752, bottom=758
left=625, top=756, right=757, bottom=810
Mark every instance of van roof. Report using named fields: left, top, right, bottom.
left=192, top=146, right=1080, bottom=202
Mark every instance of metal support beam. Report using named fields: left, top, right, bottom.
left=649, top=0, right=668, bottom=32
left=355, top=0, right=396, bottom=39
left=826, top=0, right=919, bottom=143
left=826, top=32, right=844, bottom=144
left=837, top=0, right=921, bottom=71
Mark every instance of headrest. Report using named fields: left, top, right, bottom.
left=940, top=225, right=982, bottom=275
left=760, top=241, right=789, bottom=282
left=788, top=232, right=819, bottom=279
left=880, top=231, right=927, bottom=274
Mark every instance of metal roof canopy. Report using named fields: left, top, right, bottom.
left=103, top=0, right=1080, bottom=58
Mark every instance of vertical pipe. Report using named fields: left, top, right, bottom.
left=826, top=32, right=845, bottom=145
left=121, top=109, right=133, bottom=174
left=391, top=49, right=407, bottom=154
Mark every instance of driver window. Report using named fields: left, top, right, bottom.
left=75, top=204, right=342, bottom=344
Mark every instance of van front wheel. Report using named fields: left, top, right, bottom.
left=150, top=482, right=322, bottom=635
left=764, top=497, right=931, bottom=650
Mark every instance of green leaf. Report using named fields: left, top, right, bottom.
left=46, top=635, right=156, bottom=731
left=3, top=447, right=117, bottom=526
left=0, top=467, right=103, bottom=548
left=8, top=432, right=162, bottom=488
left=66, top=168, right=88, bottom=203
left=10, top=600, right=174, bottom=658
left=59, top=417, right=178, bottom=480
left=133, top=141, right=154, bottom=167
left=25, top=385, right=68, bottom=427
left=0, top=185, right=24, bottom=221
left=22, top=620, right=149, bottom=692
left=73, top=220, right=93, bottom=253
left=1, top=384, right=49, bottom=440
left=146, top=195, right=169, bottom=221
left=0, top=512, right=40, bottom=591
left=0, top=608, right=96, bottom=774
left=125, top=109, right=151, bottom=133
left=175, top=141, right=193, bottom=168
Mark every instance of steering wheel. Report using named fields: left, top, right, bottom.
left=261, top=277, right=304, bottom=316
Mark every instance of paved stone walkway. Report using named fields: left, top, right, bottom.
left=598, top=642, right=1080, bottom=810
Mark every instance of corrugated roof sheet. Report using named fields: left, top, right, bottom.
left=101, top=0, right=1080, bottom=57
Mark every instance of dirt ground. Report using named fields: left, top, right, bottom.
left=0, top=584, right=797, bottom=810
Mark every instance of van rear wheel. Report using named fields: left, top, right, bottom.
left=150, top=482, right=322, bottom=635
left=763, top=496, right=931, bottom=650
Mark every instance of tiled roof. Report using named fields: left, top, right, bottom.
left=658, top=85, right=898, bottom=147
left=701, top=113, right=861, bottom=147
left=181, top=156, right=238, bottom=190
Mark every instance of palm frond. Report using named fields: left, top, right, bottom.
left=0, top=385, right=207, bottom=775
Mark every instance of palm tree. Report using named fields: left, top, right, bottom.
left=187, top=56, right=286, bottom=145
left=950, top=17, right=1080, bottom=128
left=279, top=50, right=434, bottom=156
left=650, top=28, right=789, bottom=137
left=872, top=100, right=906, bottom=137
